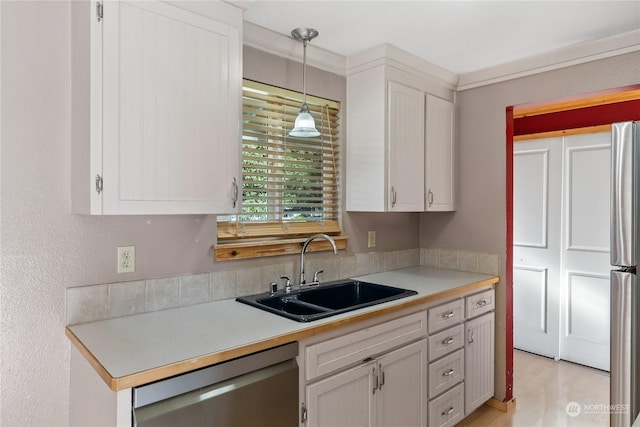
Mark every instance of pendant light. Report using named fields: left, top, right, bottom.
left=289, top=27, right=321, bottom=138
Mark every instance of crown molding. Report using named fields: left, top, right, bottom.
left=244, top=21, right=640, bottom=92
left=243, top=21, right=346, bottom=76
left=345, top=44, right=459, bottom=90
left=458, top=29, right=640, bottom=91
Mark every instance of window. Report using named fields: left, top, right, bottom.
left=215, top=80, right=344, bottom=260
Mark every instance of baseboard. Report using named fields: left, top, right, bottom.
left=485, top=397, right=517, bottom=413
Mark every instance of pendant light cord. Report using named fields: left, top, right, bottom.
left=302, top=39, right=308, bottom=105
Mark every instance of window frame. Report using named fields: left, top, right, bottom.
left=215, top=79, right=346, bottom=261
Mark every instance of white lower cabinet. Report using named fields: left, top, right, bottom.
left=426, top=300, right=466, bottom=427
left=464, top=311, right=495, bottom=414
left=377, top=341, right=428, bottom=426
left=301, top=288, right=496, bottom=427
left=304, top=339, right=427, bottom=427
left=428, top=348, right=464, bottom=399
left=305, top=361, right=374, bottom=427
left=428, top=382, right=465, bottom=427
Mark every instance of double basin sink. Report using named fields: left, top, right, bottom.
left=236, top=280, right=418, bottom=322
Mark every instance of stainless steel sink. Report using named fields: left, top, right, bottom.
left=236, top=280, right=418, bottom=322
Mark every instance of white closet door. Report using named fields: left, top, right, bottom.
left=513, top=132, right=611, bottom=371
left=559, top=132, right=611, bottom=371
left=513, top=138, right=562, bottom=358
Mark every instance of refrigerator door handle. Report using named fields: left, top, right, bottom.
left=610, top=122, right=637, bottom=267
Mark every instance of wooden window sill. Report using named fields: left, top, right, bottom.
left=214, top=236, right=348, bottom=261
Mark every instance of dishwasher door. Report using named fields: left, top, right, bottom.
left=132, top=342, right=298, bottom=427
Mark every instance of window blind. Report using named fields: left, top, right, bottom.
left=218, top=80, right=341, bottom=241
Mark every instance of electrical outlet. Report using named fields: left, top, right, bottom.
left=368, top=231, right=376, bottom=248
left=117, top=246, right=135, bottom=273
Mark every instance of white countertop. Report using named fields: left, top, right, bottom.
left=67, top=266, right=498, bottom=390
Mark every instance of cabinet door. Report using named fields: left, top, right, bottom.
left=425, top=95, right=455, bottom=211
left=388, top=81, right=425, bottom=211
left=464, top=312, right=495, bottom=415
left=100, top=1, right=240, bottom=214
left=305, top=362, right=374, bottom=427
left=377, top=339, right=427, bottom=427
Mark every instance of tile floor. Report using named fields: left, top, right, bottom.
left=458, top=349, right=610, bottom=426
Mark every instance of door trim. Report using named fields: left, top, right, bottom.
left=505, top=84, right=640, bottom=403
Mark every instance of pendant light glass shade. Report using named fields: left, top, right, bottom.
left=290, top=27, right=320, bottom=138
left=290, top=103, right=320, bottom=137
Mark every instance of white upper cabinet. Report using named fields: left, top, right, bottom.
left=71, top=1, right=242, bottom=215
left=346, top=68, right=425, bottom=212
left=387, top=82, right=426, bottom=211
left=346, top=47, right=456, bottom=212
left=425, top=94, right=456, bottom=211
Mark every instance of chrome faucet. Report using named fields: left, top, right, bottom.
left=300, top=234, right=337, bottom=286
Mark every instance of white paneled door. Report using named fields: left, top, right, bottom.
left=513, top=132, right=611, bottom=371
left=513, top=138, right=562, bottom=358
left=559, top=133, right=611, bottom=371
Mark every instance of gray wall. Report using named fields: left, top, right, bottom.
left=421, top=51, right=640, bottom=400
left=0, top=5, right=417, bottom=426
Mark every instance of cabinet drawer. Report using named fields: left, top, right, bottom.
left=428, top=299, right=463, bottom=333
left=305, top=311, right=427, bottom=381
left=428, top=382, right=464, bottom=427
left=428, top=324, right=464, bottom=361
left=428, top=348, right=464, bottom=399
left=465, top=289, right=494, bottom=319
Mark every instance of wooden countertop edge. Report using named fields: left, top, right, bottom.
left=66, top=327, right=119, bottom=390
left=69, top=275, right=499, bottom=392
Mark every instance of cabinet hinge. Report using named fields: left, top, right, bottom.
left=300, top=403, right=308, bottom=424
left=95, top=174, right=103, bottom=195
left=96, top=1, right=103, bottom=22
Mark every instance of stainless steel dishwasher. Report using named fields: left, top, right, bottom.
left=132, top=342, right=298, bottom=427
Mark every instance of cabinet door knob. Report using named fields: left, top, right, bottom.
left=391, top=186, right=397, bottom=207
left=428, top=189, right=434, bottom=206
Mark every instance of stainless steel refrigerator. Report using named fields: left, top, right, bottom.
left=611, top=121, right=640, bottom=427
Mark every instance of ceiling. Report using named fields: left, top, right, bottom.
left=241, top=1, right=640, bottom=76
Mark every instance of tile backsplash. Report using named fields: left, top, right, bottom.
left=66, top=247, right=498, bottom=325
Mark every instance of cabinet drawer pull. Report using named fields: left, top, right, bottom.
left=441, top=337, right=454, bottom=345
left=476, top=298, right=488, bottom=307
left=442, top=368, right=455, bottom=377
left=441, top=407, right=454, bottom=416
left=441, top=310, right=455, bottom=319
